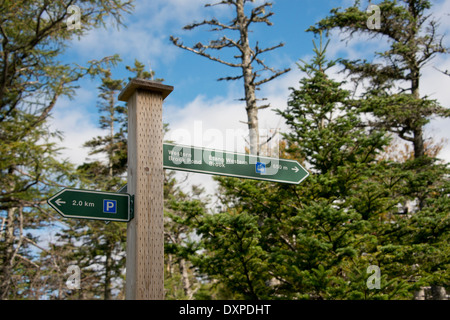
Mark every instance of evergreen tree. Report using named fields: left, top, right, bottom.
left=84, top=69, right=126, bottom=179
left=164, top=172, right=209, bottom=300
left=0, top=0, right=133, bottom=299
left=308, top=0, right=450, bottom=298
left=307, top=0, right=449, bottom=160
left=192, top=37, right=415, bottom=299
left=277, top=37, right=408, bottom=299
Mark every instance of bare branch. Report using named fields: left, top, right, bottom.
left=10, top=207, right=24, bottom=267
left=205, top=0, right=234, bottom=8
left=254, top=42, right=284, bottom=56
left=183, top=18, right=239, bottom=31
left=170, top=36, right=242, bottom=68
left=248, top=2, right=274, bottom=27
left=254, top=67, right=291, bottom=87
left=16, top=254, right=39, bottom=269
left=433, top=66, right=450, bottom=77
left=218, top=75, right=244, bottom=81
left=203, top=36, right=242, bottom=52
left=23, top=236, right=49, bottom=253
left=171, top=0, right=289, bottom=155
left=249, top=11, right=274, bottom=26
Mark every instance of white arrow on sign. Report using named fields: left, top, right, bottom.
left=55, top=198, right=66, bottom=207
left=292, top=166, right=299, bottom=173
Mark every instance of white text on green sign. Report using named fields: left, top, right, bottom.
left=47, top=188, right=132, bottom=222
left=163, top=143, right=309, bottom=184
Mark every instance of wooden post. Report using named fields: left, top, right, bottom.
left=118, top=79, right=173, bottom=300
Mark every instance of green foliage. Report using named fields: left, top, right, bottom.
left=164, top=170, right=212, bottom=300
left=194, top=210, right=271, bottom=300
left=126, top=59, right=164, bottom=82
left=308, top=0, right=449, bottom=159
left=2, top=0, right=448, bottom=301
left=0, top=0, right=134, bottom=299
left=183, top=32, right=449, bottom=300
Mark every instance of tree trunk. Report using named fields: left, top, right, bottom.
left=179, top=258, right=192, bottom=299
left=410, top=67, right=424, bottom=159
left=0, top=207, right=16, bottom=299
left=109, top=92, right=115, bottom=177
left=408, top=0, right=424, bottom=160
left=414, top=286, right=448, bottom=300
left=109, top=116, right=114, bottom=177
left=236, top=0, right=260, bottom=155
left=104, top=246, right=111, bottom=300
left=412, top=126, right=424, bottom=159
left=171, top=0, right=290, bottom=155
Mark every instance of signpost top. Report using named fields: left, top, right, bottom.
left=118, top=78, right=174, bottom=102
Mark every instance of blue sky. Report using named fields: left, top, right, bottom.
left=60, top=0, right=345, bottom=107
left=50, top=0, right=450, bottom=194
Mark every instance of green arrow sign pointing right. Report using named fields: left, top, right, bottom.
left=163, top=143, right=309, bottom=184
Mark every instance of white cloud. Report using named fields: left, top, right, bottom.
left=51, top=0, right=450, bottom=197
left=421, top=54, right=450, bottom=161
left=162, top=73, right=300, bottom=197
left=67, top=0, right=234, bottom=70
left=165, top=94, right=247, bottom=151
left=431, top=0, right=450, bottom=32
left=48, top=93, right=108, bottom=166
left=164, top=64, right=300, bottom=153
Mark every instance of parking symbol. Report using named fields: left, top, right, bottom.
left=103, top=200, right=117, bottom=214
left=256, top=162, right=266, bottom=174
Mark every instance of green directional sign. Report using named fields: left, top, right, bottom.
left=163, top=143, right=309, bottom=184
left=47, top=188, right=133, bottom=222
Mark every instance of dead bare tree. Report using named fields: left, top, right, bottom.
left=170, top=0, right=290, bottom=155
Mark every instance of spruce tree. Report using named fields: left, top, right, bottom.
left=194, top=37, right=415, bottom=299
left=308, top=0, right=450, bottom=298
left=276, top=37, right=401, bottom=299
left=164, top=173, right=209, bottom=300
left=307, top=0, right=449, bottom=160
left=0, top=0, right=133, bottom=299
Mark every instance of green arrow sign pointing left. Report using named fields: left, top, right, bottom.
left=47, top=188, right=132, bottom=222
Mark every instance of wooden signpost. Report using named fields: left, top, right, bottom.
left=47, top=78, right=309, bottom=300
left=118, top=79, right=173, bottom=300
